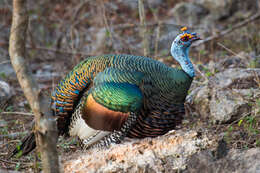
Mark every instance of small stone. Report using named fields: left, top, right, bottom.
left=0, top=80, right=14, bottom=105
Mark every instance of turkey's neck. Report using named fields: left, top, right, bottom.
left=171, top=47, right=195, bottom=78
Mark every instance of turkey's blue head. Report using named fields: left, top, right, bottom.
left=170, top=27, right=200, bottom=78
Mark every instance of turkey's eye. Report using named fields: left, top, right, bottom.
left=181, top=36, right=189, bottom=42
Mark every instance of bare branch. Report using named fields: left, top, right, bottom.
left=100, top=0, right=114, bottom=46
left=0, top=158, right=33, bottom=166
left=9, top=0, right=60, bottom=172
left=0, top=60, right=11, bottom=65
left=149, top=7, right=160, bottom=57
left=193, top=12, right=260, bottom=47
left=138, top=0, right=149, bottom=56
left=217, top=42, right=249, bottom=59
left=112, top=22, right=202, bottom=30
left=0, top=132, right=28, bottom=138
left=1, top=111, right=34, bottom=116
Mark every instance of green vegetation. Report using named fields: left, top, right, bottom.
left=224, top=98, right=260, bottom=149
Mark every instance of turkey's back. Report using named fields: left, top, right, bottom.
left=110, top=55, right=193, bottom=138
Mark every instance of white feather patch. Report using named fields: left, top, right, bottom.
left=69, top=114, right=110, bottom=146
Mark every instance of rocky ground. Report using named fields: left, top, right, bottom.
left=0, top=0, right=260, bottom=172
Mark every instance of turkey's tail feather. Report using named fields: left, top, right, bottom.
left=8, top=132, right=36, bottom=158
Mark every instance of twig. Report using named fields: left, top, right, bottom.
left=193, top=12, right=260, bottom=47
left=228, top=112, right=251, bottom=127
left=217, top=42, right=249, bottom=59
left=112, top=22, right=202, bottom=30
left=192, top=80, right=205, bottom=85
left=0, top=158, right=33, bottom=166
left=190, top=59, right=209, bottom=83
left=69, top=27, right=80, bottom=54
left=0, top=132, right=28, bottom=138
left=100, top=0, right=114, bottom=47
left=1, top=111, right=34, bottom=116
left=253, top=71, right=260, bottom=88
left=195, top=66, right=208, bottom=83
left=0, top=60, right=11, bottom=65
left=0, top=140, right=20, bottom=148
left=72, top=0, right=91, bottom=22
left=150, top=7, right=160, bottom=57
left=138, top=0, right=149, bottom=56
left=154, top=24, right=160, bottom=56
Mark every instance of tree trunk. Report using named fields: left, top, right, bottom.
left=9, top=0, right=60, bottom=172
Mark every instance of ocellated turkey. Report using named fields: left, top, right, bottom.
left=10, top=27, right=200, bottom=157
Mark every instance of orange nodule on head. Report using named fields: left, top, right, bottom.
left=180, top=33, right=194, bottom=40
left=181, top=27, right=187, bottom=32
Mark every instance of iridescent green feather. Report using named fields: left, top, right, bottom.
left=91, top=82, right=143, bottom=113
left=90, top=68, right=144, bottom=112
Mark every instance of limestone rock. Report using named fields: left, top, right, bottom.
left=63, top=130, right=211, bottom=173
left=185, top=148, right=260, bottom=173
left=209, top=68, right=260, bottom=89
left=189, top=68, right=260, bottom=124
left=209, top=89, right=251, bottom=124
